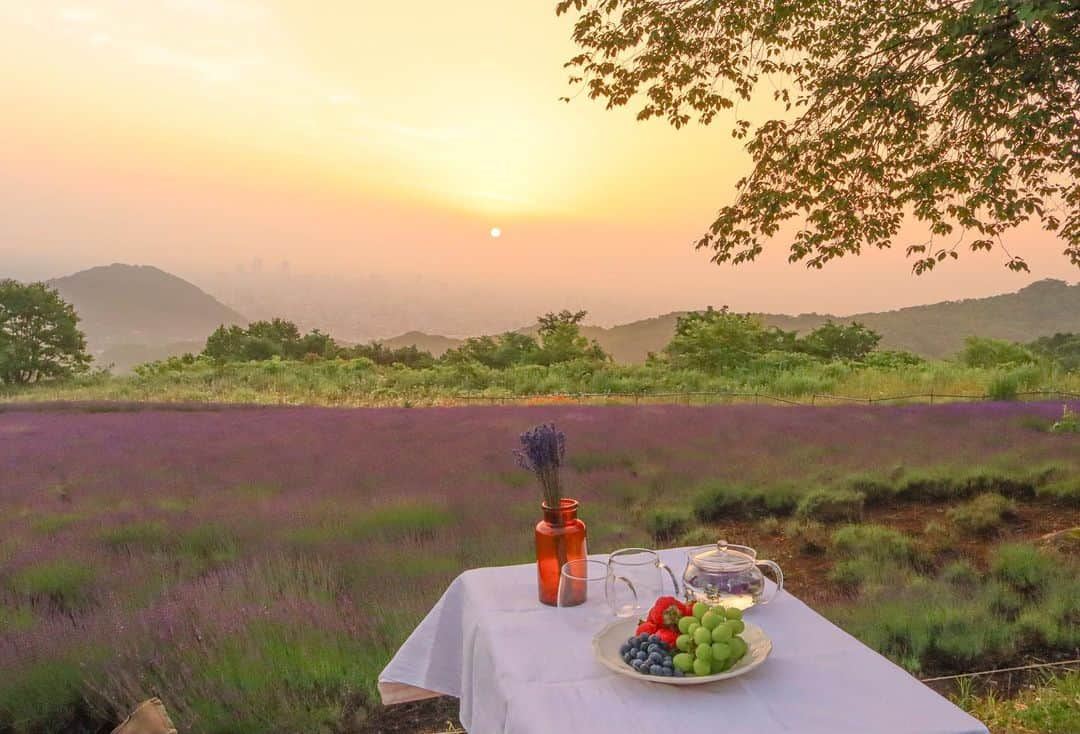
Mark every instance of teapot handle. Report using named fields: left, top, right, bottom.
left=756, top=560, right=784, bottom=604
left=657, top=560, right=680, bottom=598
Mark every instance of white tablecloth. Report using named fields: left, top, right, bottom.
left=378, top=547, right=987, bottom=734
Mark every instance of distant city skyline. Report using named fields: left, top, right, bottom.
left=2, top=1, right=1077, bottom=330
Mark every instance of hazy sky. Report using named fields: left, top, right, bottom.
left=1, top=0, right=1076, bottom=328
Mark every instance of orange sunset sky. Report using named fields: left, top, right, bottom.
left=1, top=0, right=1076, bottom=330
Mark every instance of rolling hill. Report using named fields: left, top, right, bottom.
left=382, top=279, right=1080, bottom=362
left=47, top=264, right=246, bottom=370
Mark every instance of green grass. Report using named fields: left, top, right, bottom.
left=9, top=560, right=97, bottom=611
left=795, top=487, right=865, bottom=522
left=829, top=543, right=1079, bottom=675
left=643, top=508, right=690, bottom=541
left=691, top=480, right=800, bottom=521
left=955, top=672, right=1080, bottom=734
left=947, top=493, right=1017, bottom=536
left=5, top=354, right=1079, bottom=407
left=98, top=520, right=171, bottom=551
left=287, top=502, right=455, bottom=547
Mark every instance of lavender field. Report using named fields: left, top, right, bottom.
left=1, top=402, right=1078, bottom=733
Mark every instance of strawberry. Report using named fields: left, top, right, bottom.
left=646, top=596, right=681, bottom=626
left=656, top=627, right=678, bottom=648
left=635, top=621, right=658, bottom=636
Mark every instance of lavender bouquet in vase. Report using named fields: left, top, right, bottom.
left=516, top=423, right=587, bottom=606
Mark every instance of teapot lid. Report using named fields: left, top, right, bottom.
left=691, top=541, right=756, bottom=572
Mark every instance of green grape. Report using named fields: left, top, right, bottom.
left=694, top=643, right=713, bottom=662
left=711, top=622, right=733, bottom=642
left=673, top=652, right=694, bottom=672
left=686, top=621, right=701, bottom=636
left=676, top=634, right=693, bottom=652
left=729, top=619, right=745, bottom=634
left=693, top=627, right=712, bottom=646
left=724, top=607, right=743, bottom=620
left=692, top=658, right=712, bottom=676
left=677, top=616, right=696, bottom=634
left=730, top=636, right=748, bottom=660
left=711, top=641, right=731, bottom=661
left=700, top=611, right=722, bottom=630
left=712, top=656, right=735, bottom=674
left=692, top=601, right=709, bottom=619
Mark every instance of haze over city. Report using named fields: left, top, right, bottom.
left=2, top=0, right=1076, bottom=337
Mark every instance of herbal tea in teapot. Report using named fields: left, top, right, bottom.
left=682, top=541, right=784, bottom=610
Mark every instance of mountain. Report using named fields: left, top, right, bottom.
left=382, top=279, right=1080, bottom=362
left=47, top=264, right=246, bottom=369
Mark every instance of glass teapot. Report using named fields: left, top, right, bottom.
left=682, top=541, right=784, bottom=610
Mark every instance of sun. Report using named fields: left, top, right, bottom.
left=489, top=227, right=502, bottom=238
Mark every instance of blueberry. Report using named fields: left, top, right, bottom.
left=631, top=659, right=643, bottom=671
left=619, top=643, right=631, bottom=656
left=636, top=651, right=647, bottom=661
left=648, top=652, right=663, bottom=664
left=646, top=644, right=659, bottom=654
left=673, top=668, right=685, bottom=677
left=649, top=664, right=663, bottom=676
left=662, top=668, right=674, bottom=677
left=662, top=659, right=673, bottom=668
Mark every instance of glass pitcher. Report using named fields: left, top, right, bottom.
left=682, top=541, right=784, bottom=610
left=606, top=548, right=679, bottom=618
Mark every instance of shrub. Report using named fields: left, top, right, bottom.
left=1050, top=405, right=1079, bottom=434
left=782, top=519, right=829, bottom=555
left=795, top=488, right=865, bottom=522
left=644, top=509, right=690, bottom=541
left=757, top=517, right=781, bottom=536
left=692, top=481, right=799, bottom=521
left=939, top=560, right=979, bottom=588
left=843, top=473, right=897, bottom=504
left=10, top=560, right=96, bottom=611
left=831, top=524, right=914, bottom=564
left=987, top=374, right=1019, bottom=401
left=946, top=493, right=1017, bottom=536
left=990, top=544, right=1056, bottom=597
left=98, top=520, right=170, bottom=551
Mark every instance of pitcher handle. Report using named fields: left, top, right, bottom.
left=756, top=560, right=783, bottom=604
left=606, top=575, right=638, bottom=618
left=657, top=560, right=680, bottom=598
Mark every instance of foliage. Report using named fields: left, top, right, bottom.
left=961, top=336, right=1036, bottom=368
left=557, top=0, right=1080, bottom=273
left=534, top=310, right=609, bottom=365
left=663, top=307, right=796, bottom=372
left=954, top=671, right=1080, bottom=734
left=946, top=492, right=1017, bottom=536
left=0, top=280, right=90, bottom=385
left=1050, top=405, right=1079, bottom=433
left=795, top=488, right=865, bottom=522
left=988, top=372, right=1021, bottom=401
left=644, top=509, right=691, bottom=542
left=442, top=332, right=540, bottom=368
left=797, top=322, right=881, bottom=361
left=204, top=318, right=341, bottom=363
left=345, top=341, right=436, bottom=369
left=1029, top=332, right=1080, bottom=373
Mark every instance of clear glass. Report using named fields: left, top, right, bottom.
left=558, top=559, right=633, bottom=624
left=682, top=541, right=784, bottom=609
left=605, top=548, right=679, bottom=618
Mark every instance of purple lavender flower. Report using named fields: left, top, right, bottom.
left=514, top=423, right=566, bottom=506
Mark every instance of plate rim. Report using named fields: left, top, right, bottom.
left=592, top=616, right=772, bottom=685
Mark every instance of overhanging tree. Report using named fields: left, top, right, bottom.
left=0, top=280, right=91, bottom=385
left=556, top=0, right=1080, bottom=273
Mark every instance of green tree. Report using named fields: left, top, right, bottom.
left=535, top=310, right=608, bottom=365
left=346, top=342, right=435, bottom=369
left=664, top=306, right=777, bottom=372
left=960, top=336, right=1035, bottom=367
left=557, top=0, right=1080, bottom=272
left=797, top=321, right=882, bottom=361
left=442, top=332, right=541, bottom=369
left=0, top=280, right=91, bottom=385
left=1027, top=332, right=1080, bottom=372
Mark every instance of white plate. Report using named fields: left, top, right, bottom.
left=592, top=617, right=772, bottom=685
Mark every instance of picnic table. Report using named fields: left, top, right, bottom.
left=379, top=547, right=988, bottom=734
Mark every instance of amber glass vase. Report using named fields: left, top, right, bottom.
left=535, top=498, right=587, bottom=606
